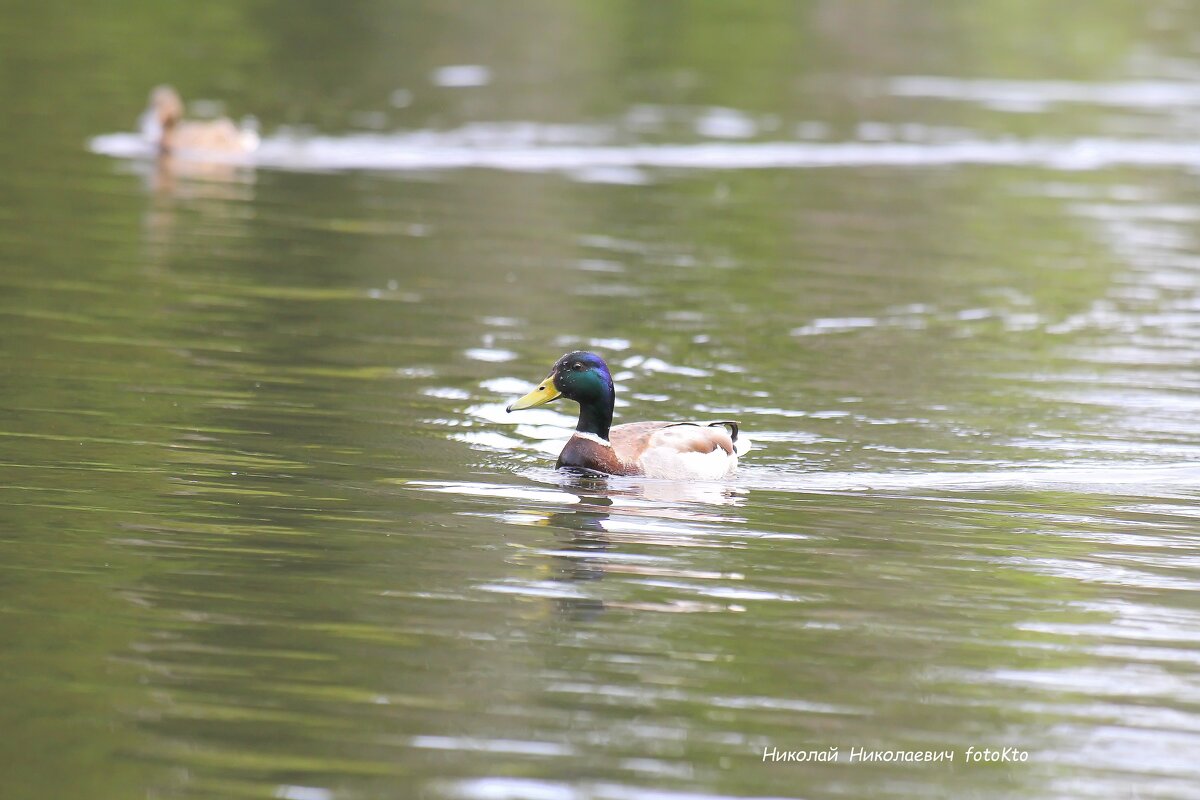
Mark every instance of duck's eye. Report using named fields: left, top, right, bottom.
left=571, top=363, right=584, bottom=371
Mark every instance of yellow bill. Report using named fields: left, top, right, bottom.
left=506, top=376, right=561, bottom=412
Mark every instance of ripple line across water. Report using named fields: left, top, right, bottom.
left=90, top=132, right=1200, bottom=176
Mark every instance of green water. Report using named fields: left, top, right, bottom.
left=3, top=2, right=1200, bottom=799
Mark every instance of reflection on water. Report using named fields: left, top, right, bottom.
left=90, top=71, right=1200, bottom=179
left=139, top=154, right=258, bottom=199
left=91, top=126, right=1200, bottom=177
left=5, top=1, right=1200, bottom=799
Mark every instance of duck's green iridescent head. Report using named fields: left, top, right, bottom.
left=506, top=351, right=615, bottom=413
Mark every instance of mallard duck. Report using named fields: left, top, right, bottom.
left=506, top=351, right=748, bottom=479
left=141, top=86, right=259, bottom=155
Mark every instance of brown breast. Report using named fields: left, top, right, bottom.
left=557, top=434, right=640, bottom=475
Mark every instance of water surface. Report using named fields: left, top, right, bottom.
left=3, top=2, right=1200, bottom=799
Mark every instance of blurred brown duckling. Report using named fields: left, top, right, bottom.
left=141, top=86, right=259, bottom=156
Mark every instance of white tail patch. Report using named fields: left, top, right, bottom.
left=638, top=445, right=739, bottom=480
left=636, top=425, right=741, bottom=480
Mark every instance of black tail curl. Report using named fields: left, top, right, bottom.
left=708, top=420, right=739, bottom=443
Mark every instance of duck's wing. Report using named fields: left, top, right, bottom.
left=611, top=421, right=744, bottom=479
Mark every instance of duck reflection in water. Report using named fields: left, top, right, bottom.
left=540, top=476, right=614, bottom=621
left=534, top=471, right=745, bottom=621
